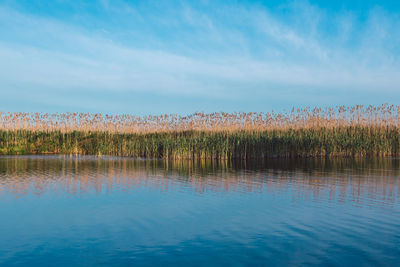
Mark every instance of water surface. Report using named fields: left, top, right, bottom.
left=0, top=156, right=399, bottom=266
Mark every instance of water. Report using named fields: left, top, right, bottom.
left=0, top=156, right=399, bottom=266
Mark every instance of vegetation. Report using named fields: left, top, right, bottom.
left=0, top=104, right=399, bottom=159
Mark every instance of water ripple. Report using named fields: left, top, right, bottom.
left=0, top=156, right=399, bottom=266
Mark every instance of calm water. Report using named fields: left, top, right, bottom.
left=0, top=156, right=399, bottom=266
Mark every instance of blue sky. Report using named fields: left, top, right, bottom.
left=0, top=0, right=399, bottom=114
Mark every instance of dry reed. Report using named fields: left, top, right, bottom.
left=0, top=104, right=399, bottom=158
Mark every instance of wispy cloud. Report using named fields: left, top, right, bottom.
left=0, top=1, right=399, bottom=113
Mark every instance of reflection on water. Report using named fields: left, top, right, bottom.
left=1, top=156, right=399, bottom=204
left=0, top=156, right=399, bottom=266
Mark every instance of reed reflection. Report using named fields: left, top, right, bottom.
left=0, top=156, right=398, bottom=206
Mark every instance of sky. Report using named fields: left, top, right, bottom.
left=0, top=0, right=399, bottom=115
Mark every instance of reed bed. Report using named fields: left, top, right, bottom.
left=0, top=104, right=399, bottom=159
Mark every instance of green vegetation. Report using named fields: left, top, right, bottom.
left=0, top=104, right=399, bottom=159
left=0, top=126, right=399, bottom=159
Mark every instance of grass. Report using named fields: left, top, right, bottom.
left=0, top=104, right=399, bottom=159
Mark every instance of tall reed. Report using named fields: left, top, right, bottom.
left=0, top=104, right=399, bottom=158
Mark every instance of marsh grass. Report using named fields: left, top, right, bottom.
left=0, top=104, right=399, bottom=159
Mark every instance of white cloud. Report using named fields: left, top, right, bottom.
left=0, top=1, right=399, bottom=113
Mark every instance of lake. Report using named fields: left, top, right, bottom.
left=0, top=156, right=399, bottom=266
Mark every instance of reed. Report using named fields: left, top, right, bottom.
left=0, top=104, right=399, bottom=159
